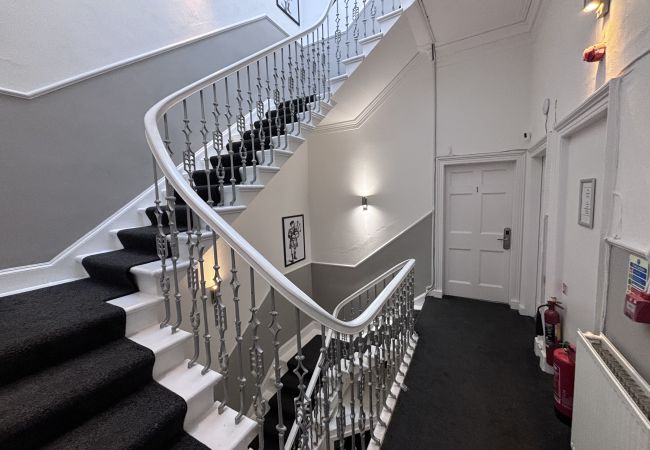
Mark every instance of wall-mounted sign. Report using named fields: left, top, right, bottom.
left=277, top=0, right=300, bottom=25
left=627, top=255, right=648, bottom=293
left=282, top=214, right=305, bottom=267
left=578, top=178, right=596, bottom=228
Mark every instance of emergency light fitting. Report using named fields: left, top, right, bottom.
left=583, top=0, right=610, bottom=17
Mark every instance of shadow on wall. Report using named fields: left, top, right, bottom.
left=311, top=213, right=433, bottom=312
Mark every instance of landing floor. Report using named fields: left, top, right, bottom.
left=383, top=296, right=571, bottom=450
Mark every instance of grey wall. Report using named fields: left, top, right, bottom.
left=311, top=213, right=432, bottom=313
left=603, top=246, right=650, bottom=381
left=0, top=19, right=287, bottom=270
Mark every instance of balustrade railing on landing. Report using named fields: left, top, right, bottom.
left=143, top=1, right=411, bottom=449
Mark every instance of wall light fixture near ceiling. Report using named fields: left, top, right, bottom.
left=583, top=0, right=610, bottom=18
left=362, top=196, right=368, bottom=210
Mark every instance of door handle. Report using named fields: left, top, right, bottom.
left=498, top=228, right=512, bottom=250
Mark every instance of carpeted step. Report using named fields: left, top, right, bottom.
left=285, top=336, right=322, bottom=375
left=243, top=124, right=284, bottom=140
left=225, top=137, right=272, bottom=154
left=169, top=433, right=211, bottom=449
left=194, top=167, right=243, bottom=187
left=174, top=183, right=226, bottom=206
left=117, top=226, right=166, bottom=253
left=145, top=205, right=191, bottom=228
left=0, top=338, right=154, bottom=448
left=42, top=382, right=205, bottom=449
left=82, top=249, right=159, bottom=289
left=254, top=114, right=298, bottom=129
left=0, top=279, right=130, bottom=386
left=335, top=431, right=372, bottom=450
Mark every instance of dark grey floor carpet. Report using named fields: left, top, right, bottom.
left=382, top=296, right=571, bottom=450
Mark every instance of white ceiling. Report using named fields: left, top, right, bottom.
left=422, top=0, right=535, bottom=46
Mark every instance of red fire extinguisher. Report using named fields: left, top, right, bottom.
left=543, top=298, right=564, bottom=365
left=553, top=343, right=576, bottom=423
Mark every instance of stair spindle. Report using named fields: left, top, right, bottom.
left=224, top=77, right=238, bottom=205
left=211, top=83, right=226, bottom=207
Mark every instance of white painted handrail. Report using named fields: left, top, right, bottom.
left=144, top=0, right=414, bottom=335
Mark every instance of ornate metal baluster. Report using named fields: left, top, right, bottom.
left=287, top=44, right=297, bottom=136
left=335, top=332, right=346, bottom=444
left=224, top=77, right=237, bottom=205
left=367, top=319, right=380, bottom=444
left=272, top=52, right=281, bottom=161
left=212, top=83, right=226, bottom=207
left=374, top=314, right=387, bottom=431
left=311, top=30, right=319, bottom=114
left=200, top=90, right=214, bottom=207
left=299, top=38, right=307, bottom=123
left=362, top=0, right=368, bottom=38
left=211, top=246, right=229, bottom=413
left=264, top=56, right=275, bottom=166
left=381, top=0, right=385, bottom=15
left=325, top=16, right=332, bottom=101
left=235, top=71, right=248, bottom=185
left=294, top=42, right=302, bottom=136
left=230, top=249, right=246, bottom=423
left=248, top=267, right=266, bottom=447
left=246, top=66, right=258, bottom=184
left=268, top=288, right=286, bottom=448
left=345, top=0, right=351, bottom=59
left=255, top=61, right=267, bottom=167
left=293, top=308, right=309, bottom=449
left=197, top=230, right=212, bottom=374
left=280, top=47, right=289, bottom=150
left=357, top=330, right=367, bottom=450
left=320, top=325, right=332, bottom=450
left=162, top=113, right=183, bottom=334
left=353, top=0, right=360, bottom=56
left=335, top=0, right=342, bottom=75
left=371, top=0, right=377, bottom=34
left=182, top=99, right=203, bottom=368
left=349, top=332, right=357, bottom=450
left=152, top=156, right=171, bottom=328
left=321, top=23, right=329, bottom=103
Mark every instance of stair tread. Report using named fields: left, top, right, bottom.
left=0, top=338, right=154, bottom=448
left=82, top=249, right=159, bottom=289
left=42, top=382, right=200, bottom=450
left=157, top=360, right=222, bottom=400
left=130, top=324, right=191, bottom=354
left=0, top=279, right=130, bottom=385
left=187, top=403, right=256, bottom=450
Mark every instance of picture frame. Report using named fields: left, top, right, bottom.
left=282, top=214, right=305, bottom=267
left=578, top=178, right=596, bottom=229
left=277, top=0, right=300, bottom=26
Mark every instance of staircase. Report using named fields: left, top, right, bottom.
left=0, top=1, right=418, bottom=449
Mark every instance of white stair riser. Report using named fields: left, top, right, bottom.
left=344, top=59, right=364, bottom=76
left=125, top=301, right=163, bottom=336
left=222, top=186, right=261, bottom=206
left=185, top=381, right=220, bottom=427
left=153, top=335, right=191, bottom=379
left=240, top=166, right=279, bottom=185
left=256, top=150, right=291, bottom=168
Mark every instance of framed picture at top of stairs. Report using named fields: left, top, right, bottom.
left=282, top=214, right=305, bottom=267
left=277, top=0, right=300, bottom=25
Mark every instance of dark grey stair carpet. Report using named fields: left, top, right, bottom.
left=381, top=297, right=571, bottom=450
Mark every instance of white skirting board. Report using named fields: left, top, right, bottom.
left=571, top=331, right=649, bottom=449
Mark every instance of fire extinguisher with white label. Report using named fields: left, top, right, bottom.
left=553, top=343, right=576, bottom=423
left=542, top=298, right=564, bottom=365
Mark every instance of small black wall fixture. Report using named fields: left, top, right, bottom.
left=362, top=196, right=368, bottom=210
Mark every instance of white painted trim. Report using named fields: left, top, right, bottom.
left=311, top=211, right=432, bottom=268
left=605, top=237, right=650, bottom=257
left=413, top=292, right=426, bottom=310
left=0, top=16, right=288, bottom=99
left=314, top=52, right=423, bottom=134
left=544, top=79, right=621, bottom=335
left=434, top=150, right=527, bottom=312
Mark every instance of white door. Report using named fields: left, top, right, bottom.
left=444, top=162, right=515, bottom=303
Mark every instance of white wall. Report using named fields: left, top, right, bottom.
left=309, top=50, right=434, bottom=265
left=527, top=0, right=650, bottom=345
left=0, top=0, right=329, bottom=95
left=437, top=35, right=532, bottom=156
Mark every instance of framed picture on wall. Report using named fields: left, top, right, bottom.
left=277, top=0, right=300, bottom=25
left=578, top=178, right=596, bottom=228
left=282, top=214, right=305, bottom=267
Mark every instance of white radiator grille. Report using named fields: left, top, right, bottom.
left=572, top=332, right=650, bottom=450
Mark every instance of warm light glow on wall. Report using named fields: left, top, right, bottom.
left=582, top=0, right=610, bottom=17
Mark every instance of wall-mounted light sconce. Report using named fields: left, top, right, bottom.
left=583, top=0, right=610, bottom=18
left=361, top=196, right=368, bottom=210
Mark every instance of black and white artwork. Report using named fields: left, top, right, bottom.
left=282, top=214, right=305, bottom=267
left=277, top=0, right=300, bottom=25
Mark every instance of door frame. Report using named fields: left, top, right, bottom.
left=433, top=150, right=527, bottom=310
